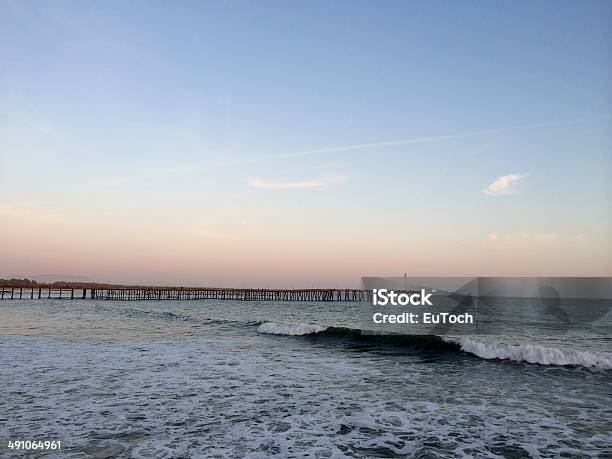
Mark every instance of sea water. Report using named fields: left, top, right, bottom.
left=0, top=298, right=610, bottom=458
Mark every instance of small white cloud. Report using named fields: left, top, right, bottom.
left=483, top=173, right=528, bottom=196
left=248, top=174, right=347, bottom=190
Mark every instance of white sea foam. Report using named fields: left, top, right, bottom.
left=445, top=337, right=612, bottom=369
left=2, top=332, right=610, bottom=457
left=257, top=321, right=327, bottom=335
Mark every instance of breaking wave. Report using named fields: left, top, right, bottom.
left=257, top=322, right=612, bottom=370
left=257, top=322, right=327, bottom=335
left=445, top=337, right=612, bottom=370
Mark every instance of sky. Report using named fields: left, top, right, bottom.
left=1, top=0, right=611, bottom=287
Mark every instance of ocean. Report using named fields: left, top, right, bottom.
left=1, top=298, right=610, bottom=458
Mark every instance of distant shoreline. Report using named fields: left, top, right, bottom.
left=0, top=279, right=358, bottom=291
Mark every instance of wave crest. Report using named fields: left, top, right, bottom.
left=257, top=322, right=327, bottom=336
left=258, top=321, right=612, bottom=370
left=445, top=337, right=612, bottom=370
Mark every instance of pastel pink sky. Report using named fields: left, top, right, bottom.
left=1, top=199, right=610, bottom=288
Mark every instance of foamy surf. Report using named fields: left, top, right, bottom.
left=445, top=337, right=612, bottom=370
left=3, top=297, right=611, bottom=457
left=257, top=322, right=327, bottom=336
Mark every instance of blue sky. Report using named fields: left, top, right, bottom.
left=1, top=0, right=611, bottom=285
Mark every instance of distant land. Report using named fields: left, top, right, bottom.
left=0, top=278, right=122, bottom=288
left=0, top=278, right=185, bottom=289
left=7, top=274, right=95, bottom=284
left=1, top=278, right=332, bottom=290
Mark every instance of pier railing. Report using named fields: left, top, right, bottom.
left=0, top=286, right=371, bottom=302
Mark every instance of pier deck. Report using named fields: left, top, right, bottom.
left=0, top=286, right=371, bottom=302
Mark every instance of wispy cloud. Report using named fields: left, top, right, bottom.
left=484, top=232, right=588, bottom=249
left=0, top=110, right=64, bottom=141
left=486, top=232, right=559, bottom=248
left=483, top=173, right=528, bottom=196
left=0, top=201, right=68, bottom=220
left=463, top=232, right=589, bottom=250
left=89, top=176, right=130, bottom=189
left=248, top=174, right=348, bottom=190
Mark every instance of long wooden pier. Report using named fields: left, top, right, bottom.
left=0, top=286, right=371, bottom=302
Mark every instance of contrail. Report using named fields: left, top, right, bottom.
left=196, top=116, right=606, bottom=171
left=274, top=118, right=600, bottom=160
